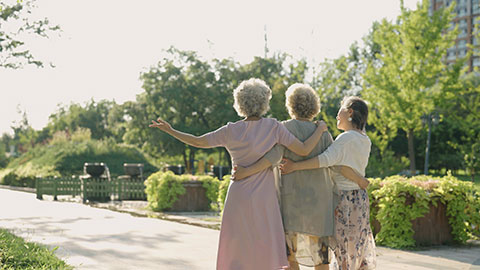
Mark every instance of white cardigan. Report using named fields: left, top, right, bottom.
left=317, top=130, right=372, bottom=190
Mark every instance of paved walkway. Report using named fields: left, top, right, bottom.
left=1, top=187, right=479, bottom=270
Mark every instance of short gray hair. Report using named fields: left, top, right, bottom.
left=285, top=83, right=320, bottom=120
left=233, top=78, right=272, bottom=118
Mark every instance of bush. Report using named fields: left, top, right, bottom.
left=0, top=229, right=73, bottom=270
left=1, top=138, right=158, bottom=186
left=368, top=173, right=480, bottom=248
left=218, top=175, right=231, bottom=210
left=144, top=171, right=222, bottom=211
left=366, top=148, right=409, bottom=178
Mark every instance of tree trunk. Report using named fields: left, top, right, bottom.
left=182, top=150, right=188, bottom=173
left=407, top=129, right=416, bottom=175
left=188, top=149, right=195, bottom=174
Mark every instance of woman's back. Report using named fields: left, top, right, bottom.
left=206, top=118, right=295, bottom=167
left=204, top=117, right=295, bottom=270
left=264, top=120, right=337, bottom=235
left=321, top=130, right=371, bottom=190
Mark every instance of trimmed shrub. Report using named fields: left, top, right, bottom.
left=368, top=173, right=480, bottom=248
left=145, top=171, right=222, bottom=211
left=0, top=138, right=157, bottom=187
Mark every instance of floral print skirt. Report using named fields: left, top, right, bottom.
left=332, top=189, right=376, bottom=270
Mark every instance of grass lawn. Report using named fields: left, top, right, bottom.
left=0, top=228, right=73, bottom=270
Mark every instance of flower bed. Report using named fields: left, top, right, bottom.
left=368, top=174, right=480, bottom=248
left=144, top=171, right=222, bottom=212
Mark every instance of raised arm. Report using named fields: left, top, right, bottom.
left=149, top=118, right=211, bottom=148
left=285, top=121, right=327, bottom=156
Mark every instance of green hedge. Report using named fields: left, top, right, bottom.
left=0, top=229, right=73, bottom=270
left=0, top=138, right=157, bottom=187
left=145, top=171, right=226, bottom=211
left=368, top=173, right=480, bottom=248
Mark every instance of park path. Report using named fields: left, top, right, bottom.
left=1, top=188, right=479, bottom=270
left=0, top=188, right=218, bottom=270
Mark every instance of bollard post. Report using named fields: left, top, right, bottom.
left=53, top=177, right=58, bottom=201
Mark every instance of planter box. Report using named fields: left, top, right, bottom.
left=372, top=202, right=453, bottom=246
left=169, top=180, right=209, bottom=212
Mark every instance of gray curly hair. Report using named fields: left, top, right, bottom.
left=233, top=78, right=272, bottom=118
left=285, top=83, right=320, bottom=120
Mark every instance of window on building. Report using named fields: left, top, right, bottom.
left=473, top=57, right=480, bottom=67
left=458, top=27, right=468, bottom=38
left=474, top=37, right=479, bottom=46
left=457, top=7, right=468, bottom=16
left=473, top=0, right=480, bottom=14
left=448, top=51, right=457, bottom=60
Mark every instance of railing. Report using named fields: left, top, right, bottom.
left=36, top=176, right=146, bottom=202
left=36, top=177, right=82, bottom=200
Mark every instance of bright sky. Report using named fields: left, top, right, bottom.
left=1, top=0, right=420, bottom=135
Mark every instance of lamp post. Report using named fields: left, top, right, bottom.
left=421, top=112, right=440, bottom=175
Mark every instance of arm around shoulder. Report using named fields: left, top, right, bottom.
left=285, top=121, right=328, bottom=156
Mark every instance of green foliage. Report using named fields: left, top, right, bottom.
left=218, top=175, right=231, bottom=210
left=316, top=53, right=363, bottom=137
left=369, top=174, right=480, bottom=248
left=0, top=142, right=8, bottom=168
left=370, top=176, right=430, bottom=248
left=366, top=147, right=409, bottom=178
left=144, top=171, right=222, bottom=211
left=145, top=171, right=186, bottom=211
left=47, top=99, right=125, bottom=141
left=438, top=73, right=480, bottom=180
left=0, top=228, right=73, bottom=270
left=127, top=48, right=236, bottom=168
left=0, top=0, right=60, bottom=68
left=435, top=173, right=480, bottom=241
left=0, top=133, right=157, bottom=186
left=363, top=0, right=458, bottom=174
left=199, top=175, right=221, bottom=206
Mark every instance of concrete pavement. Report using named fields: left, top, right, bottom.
left=1, top=188, right=479, bottom=270
left=0, top=188, right=218, bottom=269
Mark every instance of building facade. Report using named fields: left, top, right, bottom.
left=431, top=0, right=480, bottom=70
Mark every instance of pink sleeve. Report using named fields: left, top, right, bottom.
left=276, top=121, right=296, bottom=147
left=203, top=124, right=229, bottom=147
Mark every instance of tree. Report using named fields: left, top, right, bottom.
left=439, top=72, right=480, bottom=180
left=11, top=106, right=37, bottom=153
left=46, top=99, right=118, bottom=140
left=270, top=58, right=309, bottom=121
left=316, top=50, right=362, bottom=137
left=363, top=0, right=457, bottom=175
left=127, top=48, right=232, bottom=171
left=0, top=0, right=60, bottom=68
left=126, top=49, right=303, bottom=169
